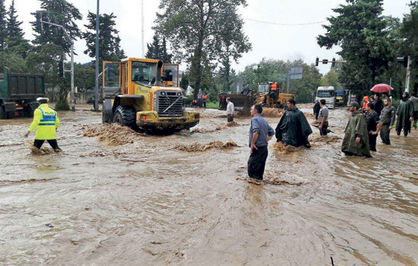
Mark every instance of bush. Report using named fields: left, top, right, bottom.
left=184, top=95, right=194, bottom=105
left=54, top=100, right=70, bottom=111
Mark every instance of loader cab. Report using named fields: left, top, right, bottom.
left=162, top=63, right=179, bottom=87
left=102, top=58, right=163, bottom=98
left=257, top=83, right=270, bottom=94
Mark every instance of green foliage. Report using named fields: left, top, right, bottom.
left=31, top=0, right=82, bottom=53
left=30, top=0, right=82, bottom=103
left=180, top=72, right=189, bottom=90
left=145, top=32, right=173, bottom=62
left=317, top=0, right=394, bottom=96
left=0, top=50, right=27, bottom=72
left=54, top=99, right=69, bottom=110
left=156, top=0, right=250, bottom=95
left=74, top=63, right=95, bottom=93
left=83, top=12, right=125, bottom=65
left=320, top=69, right=342, bottom=89
left=0, top=0, right=6, bottom=50
left=6, top=0, right=27, bottom=55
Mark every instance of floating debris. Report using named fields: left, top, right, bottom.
left=272, top=142, right=303, bottom=153
left=262, top=107, right=283, bottom=117
left=191, top=126, right=223, bottom=133
left=81, top=124, right=144, bottom=146
left=226, top=121, right=239, bottom=127
left=311, top=136, right=341, bottom=144
left=175, top=140, right=238, bottom=152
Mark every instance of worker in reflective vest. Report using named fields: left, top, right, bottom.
left=269, top=82, right=279, bottom=106
left=362, top=95, right=370, bottom=111
left=24, top=97, right=61, bottom=151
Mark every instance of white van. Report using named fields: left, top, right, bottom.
left=315, top=86, right=335, bottom=109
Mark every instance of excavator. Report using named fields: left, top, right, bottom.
left=255, top=82, right=294, bottom=108
left=101, top=58, right=199, bottom=133
left=219, top=82, right=294, bottom=112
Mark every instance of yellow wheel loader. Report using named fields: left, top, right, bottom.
left=101, top=58, right=199, bottom=133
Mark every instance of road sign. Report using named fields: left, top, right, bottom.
left=289, top=66, right=303, bottom=80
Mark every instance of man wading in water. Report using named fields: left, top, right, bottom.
left=247, top=104, right=274, bottom=181
left=341, top=102, right=371, bottom=157
left=24, top=97, right=61, bottom=152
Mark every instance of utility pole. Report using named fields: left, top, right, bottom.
left=141, top=0, right=144, bottom=57
left=94, top=0, right=100, bottom=111
left=405, top=56, right=411, bottom=93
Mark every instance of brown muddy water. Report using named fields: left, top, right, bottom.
left=0, top=105, right=417, bottom=265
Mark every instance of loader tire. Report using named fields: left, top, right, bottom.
left=113, top=106, right=137, bottom=130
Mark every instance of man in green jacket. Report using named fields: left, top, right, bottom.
left=342, top=102, right=371, bottom=157
left=24, top=97, right=61, bottom=152
left=396, top=92, right=414, bottom=137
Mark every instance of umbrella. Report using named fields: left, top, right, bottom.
left=370, top=84, right=394, bottom=93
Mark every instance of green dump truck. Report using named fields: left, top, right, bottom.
left=0, top=69, right=45, bottom=119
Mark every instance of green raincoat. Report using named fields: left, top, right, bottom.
left=396, top=99, right=414, bottom=133
left=342, top=110, right=371, bottom=157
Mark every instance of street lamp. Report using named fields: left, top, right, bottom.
left=36, top=11, right=75, bottom=111
left=94, top=0, right=100, bottom=111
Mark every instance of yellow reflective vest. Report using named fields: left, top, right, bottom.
left=28, top=104, right=60, bottom=140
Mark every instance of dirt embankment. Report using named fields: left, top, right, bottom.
left=81, top=124, right=144, bottom=146
left=175, top=141, right=238, bottom=152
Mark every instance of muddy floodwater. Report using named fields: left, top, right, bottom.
left=1, top=104, right=417, bottom=265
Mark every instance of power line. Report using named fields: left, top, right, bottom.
left=245, top=17, right=327, bottom=26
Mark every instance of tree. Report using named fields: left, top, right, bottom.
left=155, top=0, right=250, bottom=95
left=30, top=0, right=82, bottom=107
left=31, top=0, right=81, bottom=53
left=83, top=12, right=125, bottom=65
left=145, top=32, right=173, bottom=62
left=0, top=51, right=27, bottom=72
left=317, top=0, right=394, bottom=96
left=0, top=0, right=6, bottom=50
left=320, top=69, right=342, bottom=89
left=400, top=1, right=418, bottom=94
left=216, top=4, right=251, bottom=92
left=6, top=0, right=30, bottom=57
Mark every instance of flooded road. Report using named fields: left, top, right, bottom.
left=0, top=105, right=417, bottom=265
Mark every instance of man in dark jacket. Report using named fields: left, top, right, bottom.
left=371, top=93, right=384, bottom=116
left=364, top=103, right=379, bottom=152
left=276, top=99, right=312, bottom=148
left=313, top=100, right=320, bottom=120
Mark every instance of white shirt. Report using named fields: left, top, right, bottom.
left=227, top=101, right=235, bottom=115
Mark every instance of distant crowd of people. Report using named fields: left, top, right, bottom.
left=192, top=89, right=208, bottom=108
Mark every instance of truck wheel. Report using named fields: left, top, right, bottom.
left=0, top=105, right=6, bottom=119
left=113, top=106, right=137, bottom=130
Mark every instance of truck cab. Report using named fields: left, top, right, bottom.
left=315, top=86, right=335, bottom=109
left=102, top=58, right=199, bottom=133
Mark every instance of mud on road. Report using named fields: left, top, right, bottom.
left=0, top=105, right=417, bottom=265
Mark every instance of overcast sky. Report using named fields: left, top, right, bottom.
left=6, top=0, right=412, bottom=74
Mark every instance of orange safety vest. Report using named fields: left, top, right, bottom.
left=271, top=82, right=277, bottom=91
left=202, top=95, right=208, bottom=100
left=362, top=96, right=370, bottom=109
